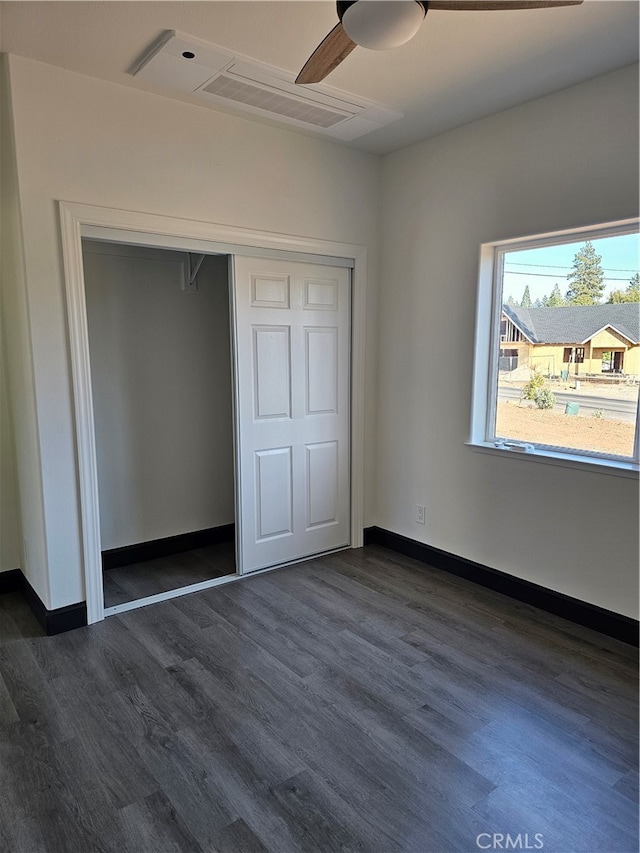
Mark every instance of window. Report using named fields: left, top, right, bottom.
left=470, top=220, right=640, bottom=471
left=499, top=348, right=519, bottom=372
left=500, top=318, right=525, bottom=343
left=563, top=347, right=585, bottom=364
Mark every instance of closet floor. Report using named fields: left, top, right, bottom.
left=103, top=541, right=235, bottom=607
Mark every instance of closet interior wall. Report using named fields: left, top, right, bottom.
left=82, top=241, right=234, bottom=556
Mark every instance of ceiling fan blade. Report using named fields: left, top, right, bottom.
left=428, top=1, right=583, bottom=9
left=296, top=22, right=357, bottom=85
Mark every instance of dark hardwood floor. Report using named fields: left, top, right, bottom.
left=0, top=590, right=45, bottom=646
left=103, top=541, right=236, bottom=607
left=1, top=545, right=637, bottom=852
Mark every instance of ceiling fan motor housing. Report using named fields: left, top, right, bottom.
left=337, top=1, right=429, bottom=51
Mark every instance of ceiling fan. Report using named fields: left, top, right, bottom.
left=295, top=0, right=584, bottom=84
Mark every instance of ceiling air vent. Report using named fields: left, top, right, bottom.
left=131, top=31, right=402, bottom=141
left=202, top=74, right=350, bottom=129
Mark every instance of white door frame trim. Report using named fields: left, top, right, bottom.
left=59, top=201, right=366, bottom=625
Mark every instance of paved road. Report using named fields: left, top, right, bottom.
left=498, top=386, right=638, bottom=422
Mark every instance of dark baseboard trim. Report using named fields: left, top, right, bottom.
left=364, top=526, right=638, bottom=647
left=20, top=576, right=88, bottom=635
left=0, top=569, right=87, bottom=636
left=102, top=524, right=236, bottom=570
left=0, top=569, right=22, bottom=594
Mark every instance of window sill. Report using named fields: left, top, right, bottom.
left=466, top=441, right=639, bottom=479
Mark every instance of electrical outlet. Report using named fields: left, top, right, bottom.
left=415, top=504, right=426, bottom=524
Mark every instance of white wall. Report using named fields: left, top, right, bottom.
left=0, top=57, right=48, bottom=590
left=378, top=65, right=639, bottom=618
left=83, top=243, right=234, bottom=550
left=4, top=54, right=380, bottom=609
left=0, top=336, right=22, bottom=573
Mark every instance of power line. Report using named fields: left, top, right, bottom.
left=506, top=261, right=639, bottom=272
left=504, top=271, right=634, bottom=281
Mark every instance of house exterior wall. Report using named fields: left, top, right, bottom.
left=529, top=339, right=639, bottom=377
left=619, top=346, right=640, bottom=375
left=3, top=54, right=381, bottom=610
left=527, top=343, right=591, bottom=376
left=498, top=341, right=531, bottom=373
left=527, top=344, right=562, bottom=375
left=591, top=328, right=633, bottom=350
left=379, top=64, right=639, bottom=618
left=590, top=328, right=640, bottom=377
left=500, top=314, right=640, bottom=378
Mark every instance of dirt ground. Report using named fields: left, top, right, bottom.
left=495, top=401, right=636, bottom=457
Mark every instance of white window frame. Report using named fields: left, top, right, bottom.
left=469, top=218, right=640, bottom=478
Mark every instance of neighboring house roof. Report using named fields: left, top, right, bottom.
left=502, top=303, right=640, bottom=346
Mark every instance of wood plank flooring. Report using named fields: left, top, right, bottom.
left=103, top=541, right=236, bottom=607
left=1, top=545, right=637, bottom=852
left=0, top=590, right=45, bottom=646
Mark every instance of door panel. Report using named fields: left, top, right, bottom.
left=252, top=325, right=291, bottom=419
left=234, top=257, right=350, bottom=573
left=251, top=273, right=290, bottom=308
left=305, top=327, right=338, bottom=415
left=306, top=441, right=339, bottom=529
left=254, top=447, right=293, bottom=540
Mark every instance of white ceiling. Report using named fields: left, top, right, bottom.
left=0, top=1, right=637, bottom=154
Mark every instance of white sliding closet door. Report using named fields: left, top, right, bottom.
left=233, top=256, right=351, bottom=573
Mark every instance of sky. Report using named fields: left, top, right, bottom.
left=502, top=232, right=639, bottom=304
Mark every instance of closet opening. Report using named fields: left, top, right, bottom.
left=82, top=239, right=236, bottom=612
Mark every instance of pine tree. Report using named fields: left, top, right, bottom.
left=546, top=283, right=564, bottom=307
left=565, top=241, right=605, bottom=305
left=507, top=295, right=518, bottom=308
left=520, top=285, right=532, bottom=308
left=608, top=273, right=640, bottom=303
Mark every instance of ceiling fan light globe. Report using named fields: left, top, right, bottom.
left=341, top=0, right=426, bottom=50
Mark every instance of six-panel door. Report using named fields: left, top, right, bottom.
left=233, top=256, right=351, bottom=573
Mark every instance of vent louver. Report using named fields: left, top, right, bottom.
left=203, top=74, right=349, bottom=128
